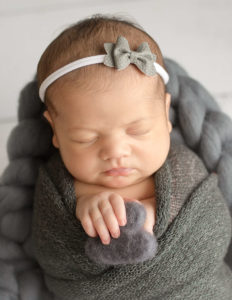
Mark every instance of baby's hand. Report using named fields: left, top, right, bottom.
left=76, top=192, right=127, bottom=245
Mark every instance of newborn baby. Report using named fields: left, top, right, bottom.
left=42, top=61, right=171, bottom=246
left=40, top=31, right=172, bottom=246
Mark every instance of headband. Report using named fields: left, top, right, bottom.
left=39, top=35, right=169, bottom=102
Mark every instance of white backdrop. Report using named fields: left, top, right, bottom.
left=0, top=0, right=232, bottom=175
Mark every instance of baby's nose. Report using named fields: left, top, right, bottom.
left=99, top=135, right=131, bottom=161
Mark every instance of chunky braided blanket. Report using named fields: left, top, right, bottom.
left=0, top=58, right=232, bottom=299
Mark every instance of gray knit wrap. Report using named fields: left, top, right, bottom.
left=30, top=142, right=232, bottom=300
left=0, top=57, right=231, bottom=299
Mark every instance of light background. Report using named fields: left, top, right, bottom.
left=0, top=0, right=232, bottom=175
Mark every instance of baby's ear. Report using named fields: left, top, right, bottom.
left=165, top=93, right=172, bottom=133
left=43, top=110, right=53, bottom=125
left=43, top=110, right=60, bottom=149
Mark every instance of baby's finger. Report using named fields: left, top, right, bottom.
left=109, top=194, right=127, bottom=226
left=98, top=201, right=120, bottom=238
left=89, top=208, right=111, bottom=245
left=81, top=215, right=98, bottom=237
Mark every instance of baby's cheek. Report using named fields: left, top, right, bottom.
left=67, top=149, right=97, bottom=180
left=142, top=137, right=169, bottom=173
left=58, top=146, right=84, bottom=176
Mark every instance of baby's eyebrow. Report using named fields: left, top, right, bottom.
left=68, top=117, right=152, bottom=132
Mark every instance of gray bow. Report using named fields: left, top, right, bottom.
left=103, top=35, right=157, bottom=76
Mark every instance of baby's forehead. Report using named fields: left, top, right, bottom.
left=49, top=65, right=164, bottom=118
left=62, top=65, right=161, bottom=95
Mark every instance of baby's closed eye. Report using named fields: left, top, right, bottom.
left=71, top=127, right=152, bottom=143
left=126, top=127, right=151, bottom=135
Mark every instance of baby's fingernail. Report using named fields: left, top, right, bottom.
left=121, top=218, right=127, bottom=226
left=112, top=229, right=120, bottom=238
left=103, top=237, right=110, bottom=245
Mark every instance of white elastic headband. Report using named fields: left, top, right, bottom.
left=39, top=54, right=169, bottom=102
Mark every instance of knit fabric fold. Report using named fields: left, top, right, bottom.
left=31, top=143, right=232, bottom=300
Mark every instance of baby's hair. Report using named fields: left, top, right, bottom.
left=37, top=13, right=166, bottom=117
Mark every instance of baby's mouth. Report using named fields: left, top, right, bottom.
left=105, top=168, right=134, bottom=176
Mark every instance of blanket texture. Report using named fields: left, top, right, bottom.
left=31, top=143, right=232, bottom=300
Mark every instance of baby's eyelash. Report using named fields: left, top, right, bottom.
left=72, top=138, right=98, bottom=144
left=127, top=129, right=151, bottom=135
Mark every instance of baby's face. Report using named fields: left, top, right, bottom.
left=44, top=67, right=172, bottom=189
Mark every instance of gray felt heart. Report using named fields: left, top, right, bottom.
left=85, top=201, right=158, bottom=265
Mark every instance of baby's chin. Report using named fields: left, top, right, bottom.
left=97, top=175, right=143, bottom=190
left=99, top=179, right=133, bottom=189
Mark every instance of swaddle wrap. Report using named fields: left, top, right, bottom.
left=31, top=143, right=232, bottom=300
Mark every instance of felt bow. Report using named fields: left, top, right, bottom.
left=103, top=35, right=157, bottom=76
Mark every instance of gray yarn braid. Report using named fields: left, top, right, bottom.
left=165, top=58, right=232, bottom=208
left=0, top=58, right=231, bottom=300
